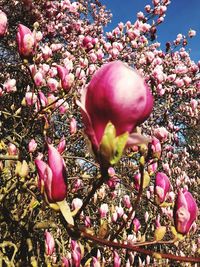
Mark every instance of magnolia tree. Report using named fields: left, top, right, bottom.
left=0, top=0, right=199, bottom=266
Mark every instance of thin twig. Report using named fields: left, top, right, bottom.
left=0, top=155, right=19, bottom=160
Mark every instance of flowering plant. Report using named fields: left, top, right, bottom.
left=0, top=0, right=199, bottom=266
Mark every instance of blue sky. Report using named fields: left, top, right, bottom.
left=101, top=0, right=200, bottom=62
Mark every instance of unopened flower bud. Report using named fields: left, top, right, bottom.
left=45, top=231, right=55, bottom=256
left=173, top=189, right=198, bottom=235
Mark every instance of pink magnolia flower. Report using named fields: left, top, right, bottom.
left=34, top=72, right=44, bottom=87
left=29, top=64, right=37, bottom=76
left=72, top=178, right=83, bottom=192
left=28, top=139, right=37, bottom=153
left=3, top=79, right=17, bottom=93
left=77, top=61, right=153, bottom=158
left=174, top=189, right=198, bottom=234
left=84, top=216, right=91, bottom=228
left=57, top=65, right=74, bottom=92
left=145, top=5, right=151, bottom=13
left=82, top=35, right=93, bottom=49
left=151, top=137, right=162, bottom=158
left=25, top=92, right=37, bottom=106
left=38, top=91, right=47, bottom=107
left=35, top=144, right=67, bottom=203
left=89, top=52, right=97, bottom=63
left=76, top=67, right=85, bottom=80
left=41, top=45, right=52, bottom=60
left=62, top=257, right=70, bottom=267
left=71, top=240, right=81, bottom=267
left=116, top=206, right=124, bottom=218
left=190, top=99, right=198, bottom=110
left=71, top=198, right=83, bottom=210
left=174, top=78, right=184, bottom=88
left=154, top=127, right=168, bottom=142
left=8, top=143, right=17, bottom=155
left=188, top=29, right=196, bottom=38
left=106, top=175, right=120, bottom=189
left=17, top=24, right=35, bottom=57
left=99, top=203, right=109, bottom=218
left=55, top=99, right=69, bottom=114
left=106, top=167, right=119, bottom=189
left=133, top=218, right=141, bottom=233
left=147, top=159, right=158, bottom=175
left=45, top=231, right=55, bottom=256
left=47, top=78, right=59, bottom=92
left=70, top=117, right=77, bottom=134
left=137, top=11, right=145, bottom=20
left=0, top=10, right=8, bottom=37
left=113, top=251, right=121, bottom=267
left=112, top=212, right=118, bottom=222
left=123, top=195, right=131, bottom=209
left=154, top=172, right=171, bottom=205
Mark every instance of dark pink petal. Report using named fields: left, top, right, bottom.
left=174, top=189, right=198, bottom=234
left=48, top=144, right=68, bottom=202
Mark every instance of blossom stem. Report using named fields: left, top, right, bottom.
left=80, top=230, right=200, bottom=263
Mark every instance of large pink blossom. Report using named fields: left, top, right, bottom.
left=77, top=61, right=153, bottom=155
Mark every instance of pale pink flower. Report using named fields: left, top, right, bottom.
left=25, top=92, right=37, bottom=106
left=99, top=203, right=109, bottom=218
left=3, top=79, right=17, bottom=93
left=72, top=198, right=83, bottom=210
left=47, top=78, right=59, bottom=92
left=188, top=29, right=196, bottom=37
left=154, top=127, right=168, bottom=142
left=70, top=117, right=77, bottom=134
left=0, top=10, right=8, bottom=37
left=45, top=231, right=55, bottom=256
left=154, top=172, right=171, bottom=205
left=28, top=139, right=37, bottom=153
left=34, top=72, right=44, bottom=87
left=8, top=143, right=18, bottom=155
left=17, top=24, right=35, bottom=57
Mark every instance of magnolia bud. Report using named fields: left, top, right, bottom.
left=154, top=172, right=171, bottom=205
left=45, top=231, right=55, bottom=256
left=173, top=189, right=198, bottom=235
left=17, top=24, right=35, bottom=57
left=77, top=61, right=153, bottom=163
left=28, top=139, right=37, bottom=153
